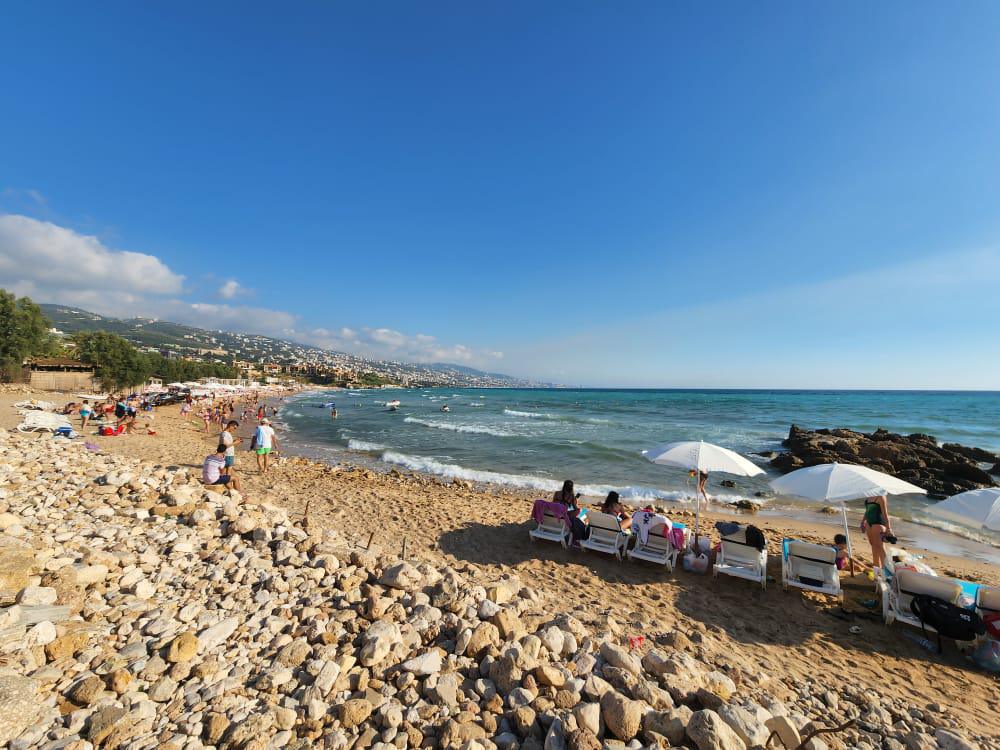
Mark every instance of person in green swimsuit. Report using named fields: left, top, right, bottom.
left=860, top=494, right=893, bottom=569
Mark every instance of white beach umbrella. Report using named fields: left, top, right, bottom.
left=642, top=440, right=765, bottom=539
left=926, top=488, right=1000, bottom=532
left=769, top=462, right=926, bottom=573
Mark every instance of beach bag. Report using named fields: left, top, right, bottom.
left=99, top=426, right=115, bottom=436
left=910, top=594, right=985, bottom=652
left=683, top=550, right=709, bottom=574
left=249, top=432, right=258, bottom=451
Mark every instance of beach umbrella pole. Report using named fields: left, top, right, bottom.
left=840, top=503, right=855, bottom=576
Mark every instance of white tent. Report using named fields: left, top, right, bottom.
left=926, top=488, right=1000, bottom=532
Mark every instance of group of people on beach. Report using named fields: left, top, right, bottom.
left=547, top=478, right=891, bottom=572
left=62, top=395, right=149, bottom=435
left=196, top=394, right=282, bottom=499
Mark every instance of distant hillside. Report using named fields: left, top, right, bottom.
left=39, top=304, right=541, bottom=388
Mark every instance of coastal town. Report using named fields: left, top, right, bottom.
left=37, top=305, right=541, bottom=391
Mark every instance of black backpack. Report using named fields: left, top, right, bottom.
left=910, top=594, right=985, bottom=653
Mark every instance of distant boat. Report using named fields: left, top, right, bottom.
left=386, top=400, right=401, bottom=408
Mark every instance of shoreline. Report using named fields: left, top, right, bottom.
left=3, top=386, right=999, bottom=736
left=279, top=389, right=1000, bottom=565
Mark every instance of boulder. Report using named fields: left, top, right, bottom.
left=600, top=641, right=642, bottom=675
left=687, top=709, right=747, bottom=750
left=599, top=690, right=642, bottom=741
left=0, top=673, right=43, bottom=744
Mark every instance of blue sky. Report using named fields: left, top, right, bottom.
left=1, top=2, right=999, bottom=388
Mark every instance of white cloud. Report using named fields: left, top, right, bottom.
left=0, top=212, right=504, bottom=369
left=218, top=279, right=243, bottom=299
left=0, top=214, right=184, bottom=295
left=299, top=326, right=503, bottom=367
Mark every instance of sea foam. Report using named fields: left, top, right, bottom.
left=403, top=417, right=515, bottom=437
left=379, top=450, right=698, bottom=504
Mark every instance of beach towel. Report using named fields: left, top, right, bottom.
left=531, top=499, right=571, bottom=525
left=631, top=510, right=672, bottom=545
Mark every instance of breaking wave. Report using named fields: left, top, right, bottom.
left=403, top=417, right=515, bottom=437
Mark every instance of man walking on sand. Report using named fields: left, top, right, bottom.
left=254, top=417, right=277, bottom=474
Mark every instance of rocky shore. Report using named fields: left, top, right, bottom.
left=1, top=423, right=996, bottom=749
left=768, top=425, right=999, bottom=498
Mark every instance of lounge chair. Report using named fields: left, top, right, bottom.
left=14, top=399, right=55, bottom=411
left=580, top=511, right=628, bottom=560
left=781, top=539, right=841, bottom=598
left=528, top=501, right=572, bottom=548
left=627, top=521, right=681, bottom=571
left=880, top=568, right=963, bottom=630
left=17, top=412, right=72, bottom=433
left=713, top=529, right=768, bottom=589
left=975, top=585, right=1000, bottom=618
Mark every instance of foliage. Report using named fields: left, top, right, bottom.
left=0, top=289, right=58, bottom=381
left=145, top=353, right=237, bottom=383
left=73, top=331, right=153, bottom=392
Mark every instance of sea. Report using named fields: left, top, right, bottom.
left=277, top=388, right=1000, bottom=562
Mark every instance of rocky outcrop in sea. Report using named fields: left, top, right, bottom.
left=0, top=431, right=987, bottom=750
left=768, top=425, right=999, bottom=498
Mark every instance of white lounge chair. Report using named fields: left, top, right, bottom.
left=880, top=569, right=963, bottom=630
left=975, top=585, right=1000, bottom=619
left=14, top=399, right=56, bottom=411
left=529, top=508, right=571, bottom=548
left=781, top=539, right=841, bottom=598
left=580, top=511, right=628, bottom=560
left=17, top=412, right=72, bottom=433
left=713, top=530, right=768, bottom=589
left=627, top=522, right=680, bottom=571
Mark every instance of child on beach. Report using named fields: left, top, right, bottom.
left=834, top=533, right=869, bottom=573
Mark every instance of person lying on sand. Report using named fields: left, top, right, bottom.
left=202, top=444, right=243, bottom=494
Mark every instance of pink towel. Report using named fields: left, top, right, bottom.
left=532, top=499, right=570, bottom=525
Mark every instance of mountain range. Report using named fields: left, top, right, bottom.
left=39, top=304, right=541, bottom=388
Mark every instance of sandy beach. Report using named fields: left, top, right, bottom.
left=4, top=386, right=997, bottom=740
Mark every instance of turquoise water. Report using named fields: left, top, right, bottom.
left=279, top=388, right=1000, bottom=551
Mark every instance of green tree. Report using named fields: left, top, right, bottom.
left=73, top=331, right=153, bottom=392
left=0, top=289, right=58, bottom=381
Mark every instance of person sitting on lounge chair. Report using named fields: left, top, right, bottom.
left=601, top=491, right=632, bottom=531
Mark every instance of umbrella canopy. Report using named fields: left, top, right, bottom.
left=770, top=462, right=925, bottom=574
left=642, top=441, right=764, bottom=540
left=642, top=440, right=765, bottom=477
left=769, top=462, right=925, bottom=503
left=926, top=488, right=1000, bottom=531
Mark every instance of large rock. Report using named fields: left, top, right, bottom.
left=765, top=715, right=801, bottom=749
left=600, top=642, right=642, bottom=675
left=0, top=673, right=43, bottom=744
left=718, top=704, right=769, bottom=747
left=599, top=690, right=642, bottom=740
left=772, top=425, right=999, bottom=498
left=360, top=620, right=401, bottom=666
left=339, top=699, right=373, bottom=729
left=465, top=621, right=500, bottom=657
left=687, top=709, right=747, bottom=750
left=379, top=561, right=422, bottom=590
left=0, top=537, right=33, bottom=592
left=167, top=631, right=199, bottom=663
left=400, top=650, right=442, bottom=675
left=933, top=729, right=978, bottom=750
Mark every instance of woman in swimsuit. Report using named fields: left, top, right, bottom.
left=860, top=494, right=892, bottom=569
